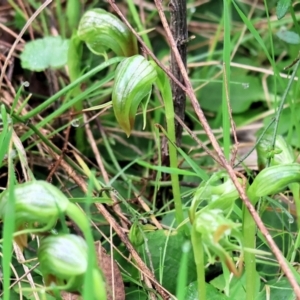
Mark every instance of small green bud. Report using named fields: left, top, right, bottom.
left=129, top=222, right=144, bottom=247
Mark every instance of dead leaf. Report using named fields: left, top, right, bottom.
left=95, top=241, right=125, bottom=300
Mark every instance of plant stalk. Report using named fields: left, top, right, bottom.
left=243, top=202, right=257, bottom=300
left=191, top=226, right=206, bottom=300
left=169, top=0, right=187, bottom=146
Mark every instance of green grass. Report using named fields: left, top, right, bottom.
left=1, top=0, right=300, bottom=299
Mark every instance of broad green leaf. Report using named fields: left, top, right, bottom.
left=256, top=278, right=295, bottom=300
left=112, top=55, right=157, bottom=136
left=139, top=230, right=197, bottom=294
left=20, top=36, right=69, bottom=71
left=276, top=30, right=300, bottom=44
left=196, top=74, right=263, bottom=114
left=185, top=282, right=230, bottom=300
left=209, top=272, right=260, bottom=300
left=125, top=287, right=147, bottom=300
left=276, top=0, right=292, bottom=20
left=77, top=8, right=138, bottom=56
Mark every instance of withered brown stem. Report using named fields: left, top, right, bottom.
left=169, top=0, right=187, bottom=146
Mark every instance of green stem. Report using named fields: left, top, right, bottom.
left=243, top=203, right=257, bottom=300
left=127, top=0, right=152, bottom=50
left=191, top=226, right=206, bottom=300
left=65, top=202, right=91, bottom=242
left=290, top=183, right=300, bottom=263
left=156, top=70, right=185, bottom=228
left=290, top=183, right=300, bottom=229
left=66, top=202, right=107, bottom=299
left=222, top=0, right=231, bottom=160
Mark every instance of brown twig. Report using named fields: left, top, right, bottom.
left=84, top=114, right=129, bottom=229
left=174, top=114, right=222, bottom=165
left=108, top=0, right=300, bottom=296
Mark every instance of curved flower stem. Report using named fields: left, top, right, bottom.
left=191, top=226, right=206, bottom=300
left=65, top=202, right=92, bottom=243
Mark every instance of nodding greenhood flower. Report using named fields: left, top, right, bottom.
left=77, top=8, right=138, bottom=57
left=248, top=163, right=300, bottom=204
left=38, top=234, right=106, bottom=299
left=0, top=180, right=69, bottom=248
left=195, top=209, right=240, bottom=243
left=112, top=55, right=157, bottom=137
left=194, top=209, right=243, bottom=276
left=256, top=129, right=295, bottom=169
left=0, top=180, right=95, bottom=250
